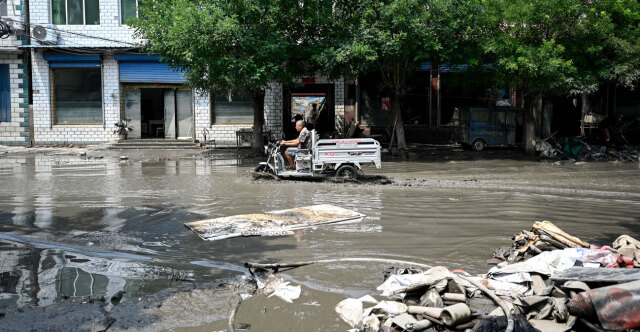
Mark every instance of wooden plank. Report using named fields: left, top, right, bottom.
left=551, top=267, right=640, bottom=283
left=184, top=204, right=365, bottom=241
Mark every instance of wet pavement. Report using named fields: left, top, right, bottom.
left=0, top=147, right=639, bottom=331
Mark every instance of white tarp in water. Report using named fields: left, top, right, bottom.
left=184, top=204, right=365, bottom=241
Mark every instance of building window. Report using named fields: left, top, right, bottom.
left=211, top=92, right=253, bottom=124
left=52, top=68, right=102, bottom=124
left=121, top=0, right=137, bottom=25
left=0, top=0, right=7, bottom=17
left=51, top=0, right=100, bottom=25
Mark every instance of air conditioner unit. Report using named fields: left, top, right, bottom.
left=32, top=25, right=59, bottom=45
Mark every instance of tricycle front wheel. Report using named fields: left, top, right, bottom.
left=254, top=164, right=273, bottom=174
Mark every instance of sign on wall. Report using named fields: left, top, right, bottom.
left=291, top=93, right=326, bottom=125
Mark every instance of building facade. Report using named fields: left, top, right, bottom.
left=20, top=0, right=346, bottom=146
left=0, top=0, right=30, bottom=146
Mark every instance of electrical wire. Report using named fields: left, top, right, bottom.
left=0, top=19, right=12, bottom=39
left=2, top=17, right=138, bottom=47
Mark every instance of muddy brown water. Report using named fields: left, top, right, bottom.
left=0, top=151, right=639, bottom=331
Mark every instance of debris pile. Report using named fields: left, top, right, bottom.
left=334, top=221, right=640, bottom=331
left=536, top=137, right=639, bottom=162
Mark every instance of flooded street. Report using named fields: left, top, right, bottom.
left=1, top=149, right=640, bottom=331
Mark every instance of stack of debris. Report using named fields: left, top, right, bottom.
left=536, top=137, right=639, bottom=163
left=334, top=221, right=640, bottom=331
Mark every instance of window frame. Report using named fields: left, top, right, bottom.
left=210, top=92, right=254, bottom=125
left=120, top=0, right=138, bottom=26
left=51, top=67, right=104, bottom=125
left=50, top=0, right=100, bottom=26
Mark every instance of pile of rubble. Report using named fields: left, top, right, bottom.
left=536, top=137, right=639, bottom=162
left=334, top=221, right=640, bottom=332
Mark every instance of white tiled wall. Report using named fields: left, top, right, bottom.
left=195, top=83, right=287, bottom=147
left=29, top=0, right=140, bottom=47
left=0, top=53, right=28, bottom=145
left=32, top=51, right=120, bottom=144
left=0, top=0, right=29, bottom=145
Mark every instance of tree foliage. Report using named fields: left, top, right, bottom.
left=133, top=0, right=326, bottom=151
left=482, top=0, right=640, bottom=97
left=321, top=0, right=482, bottom=148
left=134, top=0, right=293, bottom=93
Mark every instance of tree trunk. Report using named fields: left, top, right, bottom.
left=251, top=90, right=265, bottom=154
left=524, top=94, right=544, bottom=154
left=542, top=99, right=553, bottom=138
left=391, top=91, right=407, bottom=149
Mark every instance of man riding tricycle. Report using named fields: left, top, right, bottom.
left=254, top=121, right=382, bottom=180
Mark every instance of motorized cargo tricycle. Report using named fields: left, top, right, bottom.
left=254, top=130, right=382, bottom=180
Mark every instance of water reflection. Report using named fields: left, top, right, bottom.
left=0, top=239, right=194, bottom=308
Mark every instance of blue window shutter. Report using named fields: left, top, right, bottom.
left=44, top=53, right=101, bottom=68
left=114, top=54, right=186, bottom=83
left=0, top=64, right=10, bottom=122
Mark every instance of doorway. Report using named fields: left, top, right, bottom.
left=141, top=88, right=165, bottom=138
left=123, top=86, right=193, bottom=140
left=283, top=84, right=335, bottom=139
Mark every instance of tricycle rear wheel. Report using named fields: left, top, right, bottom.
left=335, top=165, right=359, bottom=180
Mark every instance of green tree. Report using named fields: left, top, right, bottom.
left=482, top=0, right=640, bottom=151
left=482, top=0, right=577, bottom=150
left=320, top=0, right=481, bottom=149
left=133, top=0, right=323, bottom=152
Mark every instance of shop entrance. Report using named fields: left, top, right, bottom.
left=123, top=86, right=193, bottom=139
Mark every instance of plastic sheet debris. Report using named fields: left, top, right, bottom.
left=362, top=314, right=380, bottom=332
left=613, top=234, right=640, bottom=262
left=368, top=300, right=408, bottom=316
left=267, top=281, right=301, bottom=303
left=376, top=266, right=478, bottom=298
left=335, top=298, right=364, bottom=328
left=358, top=295, right=379, bottom=304
left=552, top=267, right=640, bottom=283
